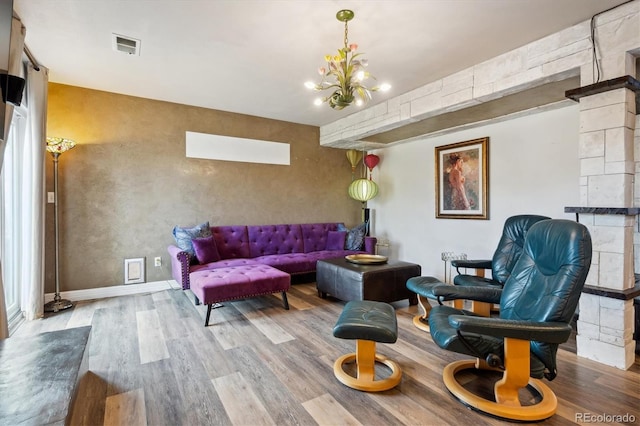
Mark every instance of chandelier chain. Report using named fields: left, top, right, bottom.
left=343, top=20, right=349, bottom=49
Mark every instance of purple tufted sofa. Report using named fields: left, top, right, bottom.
left=168, top=222, right=376, bottom=290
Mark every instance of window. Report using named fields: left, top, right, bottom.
left=1, top=106, right=28, bottom=333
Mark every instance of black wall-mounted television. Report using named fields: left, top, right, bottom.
left=0, top=0, right=25, bottom=146
left=0, top=0, right=13, bottom=144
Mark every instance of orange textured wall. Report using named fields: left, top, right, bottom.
left=45, top=83, right=361, bottom=291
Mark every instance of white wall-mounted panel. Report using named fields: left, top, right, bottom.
left=186, top=131, right=290, bottom=165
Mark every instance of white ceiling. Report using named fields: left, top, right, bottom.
left=13, top=0, right=631, bottom=128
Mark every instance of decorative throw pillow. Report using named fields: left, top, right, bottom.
left=192, top=235, right=221, bottom=264
left=172, top=221, right=212, bottom=258
left=326, top=231, right=347, bottom=251
left=338, top=222, right=367, bottom=251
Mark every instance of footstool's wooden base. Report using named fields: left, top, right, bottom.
left=333, top=339, right=402, bottom=392
left=406, top=276, right=443, bottom=332
left=333, top=300, right=402, bottom=392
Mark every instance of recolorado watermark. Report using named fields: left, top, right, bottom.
left=575, top=412, right=636, bottom=423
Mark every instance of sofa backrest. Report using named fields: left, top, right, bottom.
left=211, top=226, right=251, bottom=259
left=248, top=224, right=304, bottom=257
left=301, top=223, right=339, bottom=253
left=212, top=223, right=343, bottom=259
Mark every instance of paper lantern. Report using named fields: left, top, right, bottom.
left=348, top=178, right=379, bottom=202
left=364, top=154, right=379, bottom=173
left=346, top=149, right=362, bottom=175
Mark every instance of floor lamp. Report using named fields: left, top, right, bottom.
left=44, top=137, right=76, bottom=313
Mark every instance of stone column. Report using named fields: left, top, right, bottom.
left=567, top=64, right=638, bottom=368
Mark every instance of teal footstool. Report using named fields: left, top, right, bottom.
left=332, top=300, right=402, bottom=392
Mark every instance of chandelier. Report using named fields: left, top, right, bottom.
left=305, top=10, right=390, bottom=110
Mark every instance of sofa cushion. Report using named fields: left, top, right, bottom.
left=212, top=226, right=251, bottom=259
left=338, top=223, right=367, bottom=251
left=301, top=223, right=339, bottom=253
left=190, top=258, right=260, bottom=275
left=326, top=231, right=347, bottom=251
left=248, top=224, right=304, bottom=257
left=253, top=253, right=318, bottom=274
left=192, top=235, right=221, bottom=264
left=172, top=221, right=212, bottom=258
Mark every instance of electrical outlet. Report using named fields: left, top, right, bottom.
left=154, top=257, right=162, bottom=267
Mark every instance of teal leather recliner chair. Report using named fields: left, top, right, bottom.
left=427, top=219, right=592, bottom=421
left=408, top=214, right=550, bottom=329
left=450, top=214, right=551, bottom=288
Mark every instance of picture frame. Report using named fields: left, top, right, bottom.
left=435, top=137, right=489, bottom=219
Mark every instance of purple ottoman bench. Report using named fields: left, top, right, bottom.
left=190, top=264, right=291, bottom=326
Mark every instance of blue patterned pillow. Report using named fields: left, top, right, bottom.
left=172, top=221, right=212, bottom=258
left=337, top=222, right=367, bottom=251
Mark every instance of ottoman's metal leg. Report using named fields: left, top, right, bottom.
left=203, top=303, right=224, bottom=327
left=205, top=304, right=212, bottom=326
left=282, top=292, right=290, bottom=310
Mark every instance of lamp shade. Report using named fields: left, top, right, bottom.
left=46, top=137, right=76, bottom=154
left=348, top=178, right=379, bottom=201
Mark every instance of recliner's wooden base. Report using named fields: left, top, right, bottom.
left=333, top=340, right=402, bottom=392
left=442, top=359, right=558, bottom=422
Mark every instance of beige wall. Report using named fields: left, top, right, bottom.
left=45, top=83, right=361, bottom=292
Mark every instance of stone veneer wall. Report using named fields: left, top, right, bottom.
left=45, top=84, right=361, bottom=292
left=574, top=90, right=637, bottom=369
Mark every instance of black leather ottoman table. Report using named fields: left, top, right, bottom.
left=316, top=257, right=420, bottom=305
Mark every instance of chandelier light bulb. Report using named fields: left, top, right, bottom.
left=304, top=81, right=316, bottom=89
left=379, top=83, right=391, bottom=92
left=355, top=99, right=363, bottom=106
left=355, top=70, right=365, bottom=81
left=314, top=98, right=323, bottom=106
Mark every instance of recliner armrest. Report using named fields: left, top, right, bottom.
left=448, top=315, right=573, bottom=343
left=431, top=285, right=502, bottom=304
left=450, top=259, right=492, bottom=269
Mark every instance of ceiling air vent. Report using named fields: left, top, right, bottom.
left=111, top=33, right=140, bottom=55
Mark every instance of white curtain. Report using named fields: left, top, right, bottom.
left=0, top=254, right=6, bottom=339
left=0, top=17, right=26, bottom=339
left=20, top=64, right=48, bottom=321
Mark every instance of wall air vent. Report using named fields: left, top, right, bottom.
left=111, top=33, right=140, bottom=55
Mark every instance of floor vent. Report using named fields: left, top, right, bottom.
left=112, top=33, right=141, bottom=55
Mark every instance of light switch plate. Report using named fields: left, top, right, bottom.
left=47, top=192, right=55, bottom=203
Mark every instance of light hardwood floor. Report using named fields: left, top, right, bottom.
left=14, top=282, right=640, bottom=426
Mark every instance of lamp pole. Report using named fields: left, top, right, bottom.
left=44, top=141, right=75, bottom=313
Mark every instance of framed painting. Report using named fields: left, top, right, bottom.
left=435, top=137, right=489, bottom=219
